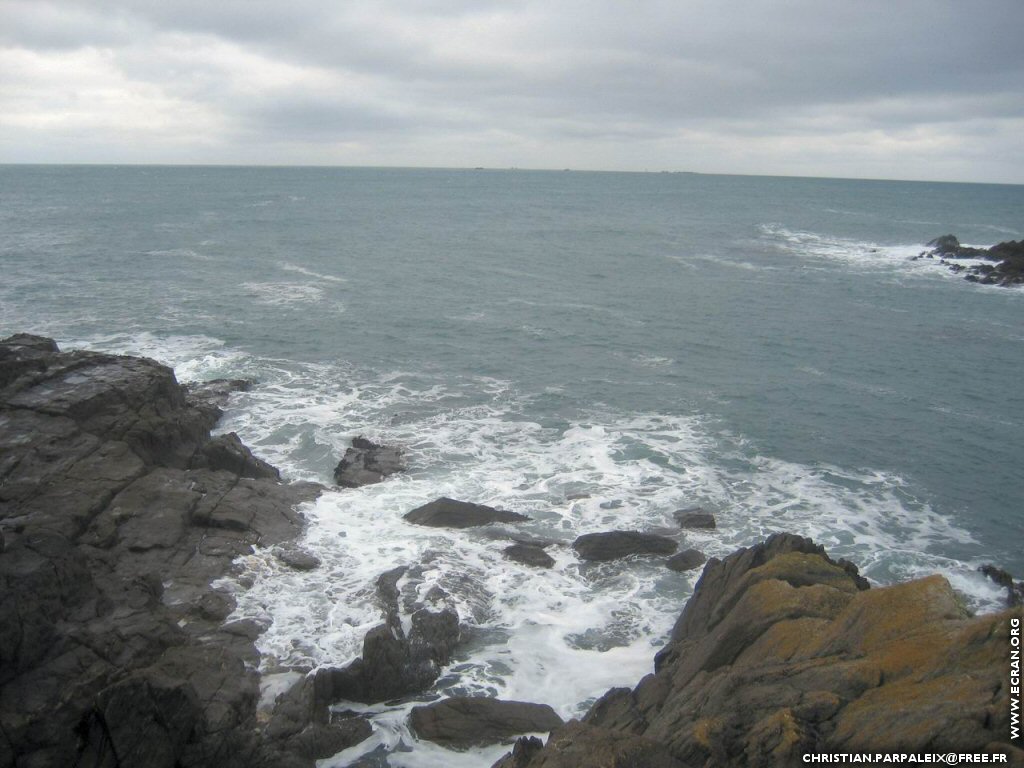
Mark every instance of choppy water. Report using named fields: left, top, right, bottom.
left=2, top=165, right=1022, bottom=766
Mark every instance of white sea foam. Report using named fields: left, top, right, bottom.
left=73, top=335, right=1009, bottom=767
left=241, top=281, right=327, bottom=307
left=279, top=262, right=347, bottom=283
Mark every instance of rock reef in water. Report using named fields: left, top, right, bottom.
left=921, top=234, right=1024, bottom=286
left=333, top=435, right=405, bottom=488
left=495, top=533, right=1022, bottom=766
left=0, top=334, right=368, bottom=768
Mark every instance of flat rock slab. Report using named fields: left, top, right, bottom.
left=666, top=548, right=707, bottom=572
left=503, top=543, right=555, bottom=569
left=410, top=696, right=564, bottom=748
left=404, top=497, right=529, bottom=528
left=573, top=531, right=677, bottom=561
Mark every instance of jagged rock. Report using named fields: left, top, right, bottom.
left=183, top=378, right=251, bottom=424
left=572, top=531, right=677, bottom=561
left=404, top=497, right=530, bottom=528
left=504, top=543, right=555, bottom=568
left=665, top=548, right=706, bottom=572
left=980, top=564, right=1024, bottom=607
left=0, top=335, right=325, bottom=768
left=492, top=722, right=685, bottom=768
left=410, top=697, right=563, bottom=748
left=193, top=432, right=280, bottom=480
left=333, top=435, right=405, bottom=488
left=925, top=235, right=1024, bottom=286
left=511, top=533, right=1018, bottom=767
left=491, top=736, right=545, bottom=768
left=674, top=507, right=716, bottom=529
left=316, top=608, right=461, bottom=704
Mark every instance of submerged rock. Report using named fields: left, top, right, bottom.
left=333, top=435, right=405, bottom=487
left=572, top=531, right=677, bottom=561
left=404, top=497, right=530, bottom=528
left=410, top=697, right=563, bottom=748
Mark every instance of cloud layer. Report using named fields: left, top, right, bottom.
left=2, top=0, right=1023, bottom=182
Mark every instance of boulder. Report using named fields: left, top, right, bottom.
left=674, top=507, right=716, bottom=529
left=404, top=497, right=530, bottom=528
left=979, top=563, right=1024, bottom=607
left=504, top=543, right=555, bottom=569
left=665, top=548, right=706, bottom=572
left=410, top=697, right=563, bottom=748
left=275, top=546, right=321, bottom=571
left=333, top=435, right=405, bottom=488
left=572, top=531, right=677, bottom=561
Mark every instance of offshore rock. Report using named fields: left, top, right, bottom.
left=0, top=335, right=328, bottom=768
left=404, top=497, right=530, bottom=528
left=410, top=697, right=564, bottom=748
left=665, top=548, right=706, bottom=572
left=333, top=435, right=405, bottom=488
left=507, top=533, right=1020, bottom=766
left=924, top=235, right=1024, bottom=286
left=504, top=542, right=556, bottom=568
left=674, top=507, right=716, bottom=528
left=572, top=530, right=677, bottom=561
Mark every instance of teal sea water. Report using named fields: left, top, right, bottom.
left=2, top=165, right=1022, bottom=765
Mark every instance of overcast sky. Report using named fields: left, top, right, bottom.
left=1, top=0, right=1022, bottom=182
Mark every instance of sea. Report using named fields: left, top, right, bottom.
left=1, top=165, right=1022, bottom=766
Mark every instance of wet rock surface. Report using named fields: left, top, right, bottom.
left=673, top=507, right=716, bottom=529
left=504, top=542, right=556, bottom=568
left=333, top=435, right=405, bottom=487
left=500, top=533, right=1020, bottom=766
left=404, top=496, right=530, bottom=528
left=920, top=234, right=1024, bottom=286
left=0, top=335, right=336, bottom=768
left=572, top=530, right=677, bottom=561
left=410, top=697, right=564, bottom=748
left=665, top=548, right=706, bottom=572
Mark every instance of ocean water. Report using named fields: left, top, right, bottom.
left=2, top=165, right=1022, bottom=765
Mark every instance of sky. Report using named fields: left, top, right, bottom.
left=1, top=0, right=1023, bottom=183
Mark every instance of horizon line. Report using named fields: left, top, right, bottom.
left=0, top=161, right=1021, bottom=188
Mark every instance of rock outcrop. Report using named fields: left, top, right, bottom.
left=0, top=335, right=339, bottom=768
left=404, top=497, right=530, bottom=528
left=496, top=533, right=1021, bottom=766
left=409, top=697, right=564, bottom=748
left=333, top=435, right=405, bottom=488
left=921, top=234, right=1024, bottom=286
left=572, top=531, right=677, bottom=561
left=504, top=542, right=556, bottom=568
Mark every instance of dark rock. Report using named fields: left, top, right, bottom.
left=491, top=736, right=545, bottom=768
left=410, top=697, right=563, bottom=748
left=924, top=235, right=1024, bottom=286
left=333, top=435, right=405, bottom=488
left=317, top=608, right=461, bottom=704
left=979, top=564, right=1024, bottom=607
left=674, top=507, right=716, bottom=529
left=665, top=548, right=706, bottom=572
left=183, top=378, right=251, bottom=424
left=0, top=335, right=325, bottom=768
left=276, top=546, right=322, bottom=571
left=192, top=432, right=280, bottom=480
left=504, top=543, right=555, bottom=569
left=286, top=719, right=372, bottom=760
left=572, top=531, right=677, bottom=561
left=404, top=497, right=530, bottom=528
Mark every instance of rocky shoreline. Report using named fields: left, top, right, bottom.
left=2, top=335, right=1021, bottom=766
